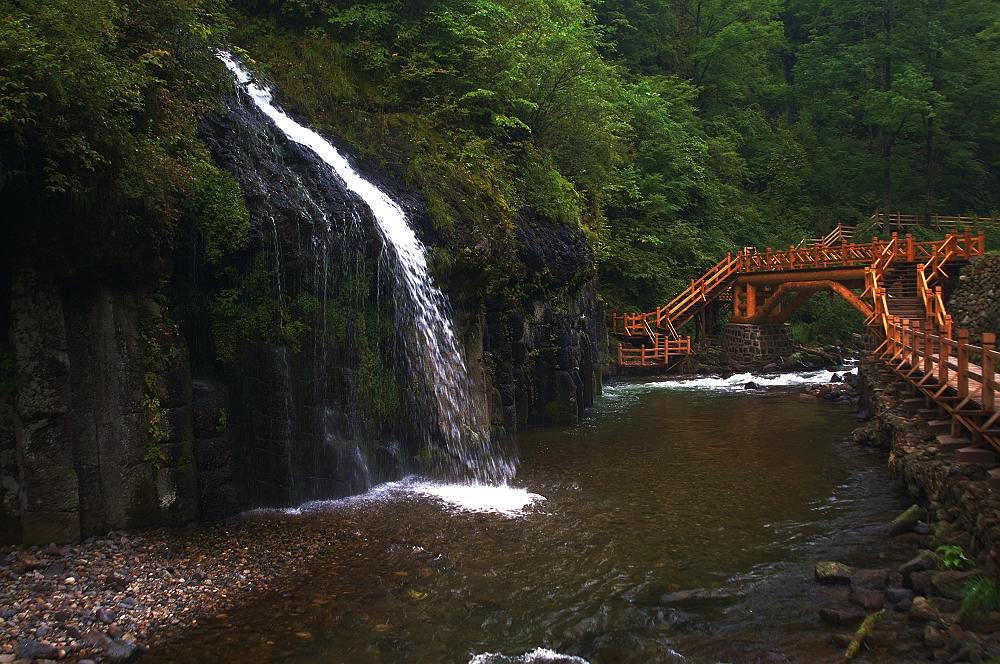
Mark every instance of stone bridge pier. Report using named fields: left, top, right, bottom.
left=722, top=323, right=795, bottom=364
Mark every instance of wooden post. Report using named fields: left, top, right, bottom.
left=906, top=233, right=915, bottom=262
left=901, top=319, right=910, bottom=366
left=938, top=321, right=949, bottom=387
left=978, top=232, right=986, bottom=256
left=957, top=328, right=970, bottom=399
left=746, top=283, right=757, bottom=318
left=924, top=319, right=933, bottom=375
left=983, top=332, right=996, bottom=413
left=963, top=229, right=973, bottom=258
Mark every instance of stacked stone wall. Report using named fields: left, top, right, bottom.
left=948, top=256, right=1000, bottom=344
left=721, top=323, right=795, bottom=364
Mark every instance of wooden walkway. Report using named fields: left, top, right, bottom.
left=612, top=229, right=986, bottom=367
left=879, top=319, right=1000, bottom=463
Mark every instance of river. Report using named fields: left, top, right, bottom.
left=147, top=371, right=910, bottom=663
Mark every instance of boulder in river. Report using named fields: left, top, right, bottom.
left=849, top=587, right=884, bottom=611
left=930, top=570, right=981, bottom=600
left=850, top=568, right=890, bottom=590
left=899, top=550, right=938, bottom=581
left=815, top=561, right=854, bottom=584
left=889, top=504, right=925, bottom=536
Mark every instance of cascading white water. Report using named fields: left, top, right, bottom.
left=218, top=52, right=515, bottom=483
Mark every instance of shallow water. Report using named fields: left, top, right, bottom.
left=148, top=374, right=909, bottom=663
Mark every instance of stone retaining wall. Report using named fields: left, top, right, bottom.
left=949, top=255, right=1000, bottom=344
left=858, top=364, right=1000, bottom=579
left=721, top=323, right=795, bottom=364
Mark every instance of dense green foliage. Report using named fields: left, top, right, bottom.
left=0, top=0, right=247, bottom=280
left=3, top=0, right=998, bottom=321
left=228, top=0, right=1000, bottom=314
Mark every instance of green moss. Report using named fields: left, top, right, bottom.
left=190, top=160, right=251, bottom=265
left=543, top=398, right=577, bottom=424
left=206, top=255, right=316, bottom=361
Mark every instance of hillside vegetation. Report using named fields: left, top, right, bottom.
left=2, top=0, right=998, bottom=313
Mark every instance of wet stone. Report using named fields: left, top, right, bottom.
left=931, top=570, right=981, bottom=600
left=819, top=607, right=866, bottom=626
left=849, top=587, right=884, bottom=611
left=890, top=504, right=925, bottom=536
left=815, top=561, right=853, bottom=584
left=899, top=550, right=938, bottom=580
left=924, top=624, right=946, bottom=648
left=909, top=596, right=940, bottom=622
left=850, top=568, right=890, bottom=590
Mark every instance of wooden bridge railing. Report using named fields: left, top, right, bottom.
left=797, top=223, right=855, bottom=248
left=873, top=212, right=1000, bottom=230
left=617, top=336, right=692, bottom=367
left=612, top=229, right=986, bottom=367
left=880, top=318, right=1000, bottom=451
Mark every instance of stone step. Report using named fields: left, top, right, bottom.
left=956, top=446, right=997, bottom=465
left=989, top=467, right=1000, bottom=490
left=938, top=435, right=971, bottom=450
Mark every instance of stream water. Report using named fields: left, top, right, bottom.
left=148, top=372, right=911, bottom=663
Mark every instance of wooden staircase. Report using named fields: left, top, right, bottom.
left=612, top=230, right=986, bottom=368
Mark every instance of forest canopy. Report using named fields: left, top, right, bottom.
left=1, top=0, right=998, bottom=308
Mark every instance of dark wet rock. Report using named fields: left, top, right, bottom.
left=815, top=561, right=854, bottom=584
left=900, top=550, right=939, bottom=580
left=97, top=608, right=118, bottom=624
left=932, top=570, right=981, bottom=600
left=890, top=504, right=925, bottom=536
left=16, top=639, right=58, bottom=659
left=910, top=570, right=935, bottom=593
left=82, top=629, right=111, bottom=649
left=851, top=568, right=890, bottom=589
left=925, top=624, right=947, bottom=647
left=105, top=639, right=138, bottom=662
left=914, top=520, right=931, bottom=535
left=850, top=587, right=884, bottom=611
left=743, top=381, right=760, bottom=390
left=820, top=607, right=866, bottom=625
left=959, top=611, right=1000, bottom=634
left=105, top=571, right=128, bottom=590
left=909, top=596, right=940, bottom=622
left=886, top=587, right=915, bottom=604
left=13, top=553, right=44, bottom=572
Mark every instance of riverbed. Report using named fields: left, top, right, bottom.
left=139, top=371, right=911, bottom=663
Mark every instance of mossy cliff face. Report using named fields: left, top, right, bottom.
left=0, top=79, right=606, bottom=543
left=1, top=264, right=197, bottom=545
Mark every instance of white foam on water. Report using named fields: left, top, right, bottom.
left=248, top=477, right=544, bottom=518
left=608, top=368, right=857, bottom=393
left=469, top=648, right=589, bottom=664
left=404, top=481, right=545, bottom=516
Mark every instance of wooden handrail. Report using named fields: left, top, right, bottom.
left=872, top=212, right=1000, bottom=229
left=881, top=319, right=1000, bottom=452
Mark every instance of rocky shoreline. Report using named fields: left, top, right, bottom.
left=808, top=362, right=1000, bottom=662
left=0, top=516, right=371, bottom=663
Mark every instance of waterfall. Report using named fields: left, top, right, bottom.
left=218, top=52, right=515, bottom=484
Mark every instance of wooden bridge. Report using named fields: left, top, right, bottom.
left=612, top=217, right=1000, bottom=467
left=611, top=229, right=986, bottom=367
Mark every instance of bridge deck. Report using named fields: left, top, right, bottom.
left=612, top=229, right=986, bottom=367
